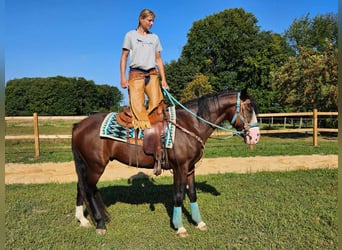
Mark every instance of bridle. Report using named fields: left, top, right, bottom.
left=230, top=92, right=259, bottom=133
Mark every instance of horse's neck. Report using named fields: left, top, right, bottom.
left=176, top=96, right=235, bottom=142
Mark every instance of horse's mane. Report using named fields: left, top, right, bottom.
left=178, top=90, right=239, bottom=118
left=181, top=89, right=238, bottom=107
left=176, top=89, right=259, bottom=116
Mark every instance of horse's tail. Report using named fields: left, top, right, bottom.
left=71, top=123, right=110, bottom=225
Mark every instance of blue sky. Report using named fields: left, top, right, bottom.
left=6, top=0, right=337, bottom=104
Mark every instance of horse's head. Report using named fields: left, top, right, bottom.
left=230, top=90, right=260, bottom=145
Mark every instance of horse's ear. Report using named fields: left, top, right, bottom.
left=241, top=88, right=248, bottom=99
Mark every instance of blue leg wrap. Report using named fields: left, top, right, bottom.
left=172, top=206, right=183, bottom=229
left=190, top=202, right=202, bottom=223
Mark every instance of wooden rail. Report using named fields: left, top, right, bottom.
left=5, top=110, right=338, bottom=157
left=259, top=110, right=337, bottom=147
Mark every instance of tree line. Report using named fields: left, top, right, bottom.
left=5, top=8, right=337, bottom=115
left=5, top=76, right=123, bottom=115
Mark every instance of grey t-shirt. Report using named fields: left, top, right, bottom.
left=122, top=30, right=163, bottom=70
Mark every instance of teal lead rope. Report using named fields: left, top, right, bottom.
left=162, top=88, right=250, bottom=138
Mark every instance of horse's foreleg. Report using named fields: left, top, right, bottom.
left=186, top=168, right=208, bottom=231
left=172, top=170, right=188, bottom=237
left=172, top=206, right=188, bottom=237
left=75, top=183, right=92, bottom=228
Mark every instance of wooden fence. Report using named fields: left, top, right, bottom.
left=5, top=109, right=338, bottom=157
left=258, top=110, right=338, bottom=146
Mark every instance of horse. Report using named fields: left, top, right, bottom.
left=71, top=89, right=260, bottom=237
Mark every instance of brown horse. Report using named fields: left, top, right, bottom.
left=72, top=89, right=260, bottom=237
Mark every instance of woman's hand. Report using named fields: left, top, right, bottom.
left=120, top=76, right=128, bottom=89
left=161, top=80, right=169, bottom=90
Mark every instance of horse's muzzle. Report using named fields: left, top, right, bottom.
left=243, top=126, right=260, bottom=144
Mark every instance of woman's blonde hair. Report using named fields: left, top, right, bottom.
left=137, top=9, right=156, bottom=28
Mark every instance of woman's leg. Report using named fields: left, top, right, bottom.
left=145, top=75, right=163, bottom=114
left=128, top=76, right=151, bottom=129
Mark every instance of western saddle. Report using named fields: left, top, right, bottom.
left=116, top=102, right=169, bottom=176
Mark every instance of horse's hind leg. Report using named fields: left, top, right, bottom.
left=74, top=151, right=109, bottom=234
left=77, top=180, right=109, bottom=234
left=90, top=185, right=109, bottom=235
left=75, top=183, right=91, bottom=228
left=186, top=167, right=207, bottom=231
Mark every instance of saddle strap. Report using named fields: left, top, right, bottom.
left=169, top=120, right=205, bottom=148
left=126, top=127, right=142, bottom=167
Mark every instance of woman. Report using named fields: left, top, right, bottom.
left=120, top=9, right=169, bottom=129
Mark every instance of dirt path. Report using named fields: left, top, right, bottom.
left=5, top=155, right=337, bottom=184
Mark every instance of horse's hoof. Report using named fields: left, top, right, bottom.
left=176, top=227, right=189, bottom=238
left=96, top=228, right=107, bottom=235
left=80, top=220, right=92, bottom=228
left=196, top=221, right=208, bottom=231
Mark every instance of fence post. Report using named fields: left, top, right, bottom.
left=313, top=109, right=318, bottom=147
left=33, top=113, right=40, bottom=157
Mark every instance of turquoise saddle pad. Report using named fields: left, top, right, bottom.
left=100, top=106, right=176, bottom=148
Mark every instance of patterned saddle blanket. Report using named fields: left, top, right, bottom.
left=100, top=106, right=176, bottom=148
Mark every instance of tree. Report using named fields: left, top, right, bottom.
left=180, top=74, right=214, bottom=103
left=272, top=13, right=338, bottom=112
left=164, top=59, right=200, bottom=100
left=96, top=84, right=124, bottom=112
left=73, top=77, right=99, bottom=115
left=272, top=44, right=337, bottom=112
left=241, top=31, right=294, bottom=112
left=27, top=76, right=78, bottom=115
left=6, top=76, right=79, bottom=115
left=284, top=13, right=337, bottom=53
left=180, top=8, right=260, bottom=90
left=5, top=76, right=124, bottom=115
left=165, top=8, right=293, bottom=112
left=5, top=78, right=31, bottom=115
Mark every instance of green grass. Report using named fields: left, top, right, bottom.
left=204, top=133, right=338, bottom=157
left=5, top=134, right=338, bottom=163
left=5, top=139, right=73, bottom=163
left=6, top=169, right=337, bottom=249
left=5, top=119, right=77, bottom=135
